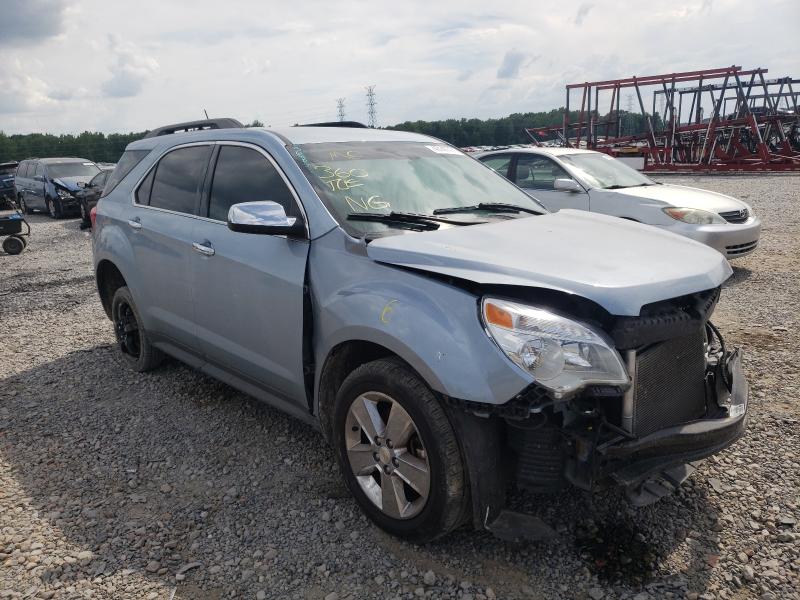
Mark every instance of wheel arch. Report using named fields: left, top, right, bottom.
left=96, top=259, right=128, bottom=319
left=315, top=338, right=439, bottom=443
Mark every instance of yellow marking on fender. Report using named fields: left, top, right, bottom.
left=380, top=300, right=399, bottom=324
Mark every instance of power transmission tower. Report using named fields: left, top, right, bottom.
left=365, top=85, right=377, bottom=128
left=336, top=98, right=346, bottom=122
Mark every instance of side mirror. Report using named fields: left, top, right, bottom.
left=554, top=178, right=582, bottom=193
left=227, top=201, right=307, bottom=238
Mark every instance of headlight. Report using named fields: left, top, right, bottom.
left=663, top=207, right=726, bottom=225
left=481, top=298, right=628, bottom=396
left=56, top=188, right=72, bottom=200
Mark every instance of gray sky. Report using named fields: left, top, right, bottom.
left=1, top=0, right=798, bottom=134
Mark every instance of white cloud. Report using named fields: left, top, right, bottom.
left=0, top=0, right=797, bottom=134
left=101, top=35, right=159, bottom=98
left=0, top=59, right=57, bottom=114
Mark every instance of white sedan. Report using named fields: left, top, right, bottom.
left=475, top=147, right=761, bottom=259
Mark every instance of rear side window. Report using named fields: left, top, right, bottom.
left=16, top=162, right=27, bottom=177
left=34, top=163, right=45, bottom=178
left=102, top=149, right=150, bottom=197
left=208, top=146, right=297, bottom=222
left=148, top=146, right=211, bottom=215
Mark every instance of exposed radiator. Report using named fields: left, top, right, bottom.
left=632, top=329, right=707, bottom=437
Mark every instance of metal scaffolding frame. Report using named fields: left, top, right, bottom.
left=526, top=66, right=800, bottom=172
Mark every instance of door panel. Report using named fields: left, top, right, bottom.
left=129, top=207, right=198, bottom=348
left=191, top=220, right=310, bottom=403
left=513, top=154, right=589, bottom=212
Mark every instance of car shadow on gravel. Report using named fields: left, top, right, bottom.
left=724, top=265, right=753, bottom=288
left=0, top=346, right=720, bottom=598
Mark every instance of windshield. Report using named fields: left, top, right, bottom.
left=559, top=153, right=654, bottom=189
left=290, top=141, right=546, bottom=236
left=48, top=162, right=100, bottom=179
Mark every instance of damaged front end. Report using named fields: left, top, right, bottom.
left=446, top=287, right=748, bottom=538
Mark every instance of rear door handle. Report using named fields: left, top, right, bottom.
left=127, top=218, right=142, bottom=230
left=192, top=241, right=215, bottom=256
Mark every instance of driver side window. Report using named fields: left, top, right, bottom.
left=208, top=146, right=298, bottom=222
left=514, top=155, right=571, bottom=190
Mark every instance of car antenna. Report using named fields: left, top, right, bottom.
left=203, top=109, right=210, bottom=119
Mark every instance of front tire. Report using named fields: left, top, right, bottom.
left=79, top=200, right=91, bottom=229
left=111, top=286, right=164, bottom=372
left=46, top=196, right=63, bottom=219
left=333, top=358, right=469, bottom=543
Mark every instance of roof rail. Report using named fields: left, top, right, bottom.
left=143, top=118, right=244, bottom=139
left=298, top=121, right=368, bottom=128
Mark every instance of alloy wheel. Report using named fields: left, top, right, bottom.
left=344, top=391, right=430, bottom=519
left=47, top=198, right=55, bottom=217
left=114, top=301, right=141, bottom=359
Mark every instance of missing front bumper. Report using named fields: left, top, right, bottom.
left=602, top=348, right=748, bottom=488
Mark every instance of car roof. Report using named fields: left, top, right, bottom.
left=39, top=157, right=96, bottom=164
left=126, top=126, right=439, bottom=151
left=476, top=147, right=598, bottom=158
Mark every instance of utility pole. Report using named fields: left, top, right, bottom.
left=365, top=85, right=377, bottom=128
left=625, top=94, right=634, bottom=135
left=336, top=98, right=346, bottom=122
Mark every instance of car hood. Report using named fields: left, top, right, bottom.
left=366, top=210, right=732, bottom=316
left=53, top=176, right=93, bottom=192
left=597, top=183, right=749, bottom=212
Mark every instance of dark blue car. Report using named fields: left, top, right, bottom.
left=15, top=157, right=100, bottom=218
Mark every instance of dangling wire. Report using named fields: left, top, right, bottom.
left=706, top=321, right=731, bottom=392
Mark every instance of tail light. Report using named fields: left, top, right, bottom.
left=89, top=206, right=98, bottom=229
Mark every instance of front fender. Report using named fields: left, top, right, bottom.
left=310, top=231, right=532, bottom=411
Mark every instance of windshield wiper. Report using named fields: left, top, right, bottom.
left=605, top=183, right=657, bottom=189
left=432, top=202, right=542, bottom=216
left=347, top=211, right=482, bottom=232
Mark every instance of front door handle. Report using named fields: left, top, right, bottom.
left=128, top=218, right=142, bottom=230
left=192, top=241, right=215, bottom=256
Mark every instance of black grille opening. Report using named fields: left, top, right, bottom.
left=725, top=240, right=758, bottom=256
left=632, top=330, right=707, bottom=437
left=719, top=209, right=749, bottom=224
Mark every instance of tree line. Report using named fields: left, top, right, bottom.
left=0, top=111, right=662, bottom=163
left=389, top=109, right=663, bottom=146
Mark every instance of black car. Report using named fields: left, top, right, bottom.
left=0, top=161, right=18, bottom=209
left=76, top=166, right=115, bottom=228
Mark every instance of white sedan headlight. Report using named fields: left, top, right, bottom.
left=481, top=298, right=629, bottom=397
left=663, top=207, right=726, bottom=225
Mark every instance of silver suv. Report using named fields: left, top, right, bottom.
left=93, top=119, right=749, bottom=543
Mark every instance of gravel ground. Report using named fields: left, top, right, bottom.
left=1, top=175, right=798, bottom=600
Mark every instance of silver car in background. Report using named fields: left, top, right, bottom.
left=476, top=147, right=761, bottom=259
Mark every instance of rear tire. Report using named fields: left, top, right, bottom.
left=2, top=235, right=25, bottom=255
left=332, top=358, right=469, bottom=543
left=19, top=195, right=32, bottom=214
left=111, top=286, right=163, bottom=372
